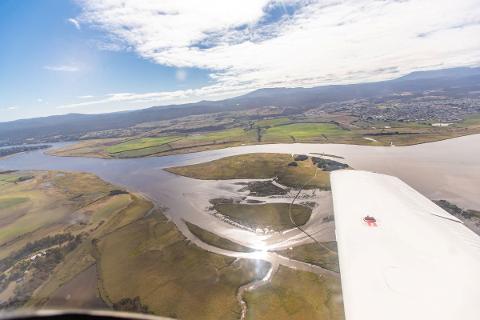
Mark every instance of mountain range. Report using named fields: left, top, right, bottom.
left=1, top=67, right=479, bottom=143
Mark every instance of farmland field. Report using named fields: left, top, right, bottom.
left=263, top=123, right=348, bottom=142
left=50, top=113, right=480, bottom=159
left=105, top=136, right=182, bottom=154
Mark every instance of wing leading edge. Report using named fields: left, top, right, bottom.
left=331, top=170, right=480, bottom=320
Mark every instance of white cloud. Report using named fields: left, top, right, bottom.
left=68, top=0, right=480, bottom=110
left=175, top=69, right=187, bottom=81
left=56, top=83, right=249, bottom=110
left=7, top=106, right=17, bottom=110
left=78, top=95, right=94, bottom=99
left=68, top=18, right=81, bottom=30
left=37, top=98, right=43, bottom=103
left=44, top=65, right=80, bottom=72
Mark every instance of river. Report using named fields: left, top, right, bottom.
left=1, top=134, right=479, bottom=250
left=1, top=134, right=479, bottom=209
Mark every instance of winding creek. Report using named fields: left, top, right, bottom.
left=1, top=134, right=480, bottom=315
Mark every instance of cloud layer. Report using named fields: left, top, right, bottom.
left=67, top=18, right=81, bottom=30
left=69, top=0, right=480, bottom=109
left=44, top=64, right=80, bottom=72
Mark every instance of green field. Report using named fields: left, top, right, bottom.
left=0, top=197, right=28, bottom=210
left=167, top=153, right=331, bottom=189
left=64, top=128, right=256, bottom=158
left=279, top=242, right=339, bottom=272
left=0, top=173, right=34, bottom=186
left=213, top=202, right=311, bottom=231
left=263, top=123, right=347, bottom=142
left=105, top=136, right=181, bottom=154
left=50, top=113, right=480, bottom=159
left=185, top=127, right=252, bottom=141
left=461, top=113, right=480, bottom=126
left=244, top=266, right=344, bottom=320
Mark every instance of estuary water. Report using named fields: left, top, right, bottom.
left=1, top=134, right=479, bottom=210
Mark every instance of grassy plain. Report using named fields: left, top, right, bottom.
left=105, top=136, right=182, bottom=154
left=213, top=203, right=311, bottom=231
left=0, top=170, right=116, bottom=252
left=460, top=113, right=480, bottom=126
left=262, top=123, right=348, bottom=142
left=49, top=139, right=123, bottom=158
left=53, top=127, right=256, bottom=158
left=244, top=266, right=344, bottom=320
left=50, top=112, right=480, bottom=159
left=29, top=193, right=153, bottom=307
left=186, top=222, right=254, bottom=252
left=167, top=153, right=331, bottom=189
left=186, top=127, right=252, bottom=141
left=45, top=265, right=106, bottom=309
left=0, top=197, right=28, bottom=210
left=95, top=213, right=270, bottom=320
left=279, top=242, right=339, bottom=272
left=0, top=170, right=153, bottom=309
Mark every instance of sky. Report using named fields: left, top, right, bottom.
left=1, top=0, right=480, bottom=122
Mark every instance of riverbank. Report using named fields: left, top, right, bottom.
left=48, top=128, right=480, bottom=160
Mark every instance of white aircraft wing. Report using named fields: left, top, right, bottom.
left=330, top=170, right=480, bottom=320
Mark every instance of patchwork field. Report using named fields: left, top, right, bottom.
left=49, top=113, right=480, bottom=159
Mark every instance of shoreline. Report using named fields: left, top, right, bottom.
left=46, top=131, right=480, bottom=160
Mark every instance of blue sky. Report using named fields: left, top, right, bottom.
left=0, top=0, right=211, bottom=121
left=1, top=0, right=479, bottom=122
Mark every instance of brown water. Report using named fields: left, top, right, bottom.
left=1, top=134, right=479, bottom=210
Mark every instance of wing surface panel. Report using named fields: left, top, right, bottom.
left=331, top=170, right=480, bottom=320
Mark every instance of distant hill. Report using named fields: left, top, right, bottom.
left=397, top=67, right=480, bottom=81
left=1, top=67, right=479, bottom=143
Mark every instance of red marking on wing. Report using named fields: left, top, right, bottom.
left=363, top=216, right=377, bottom=227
